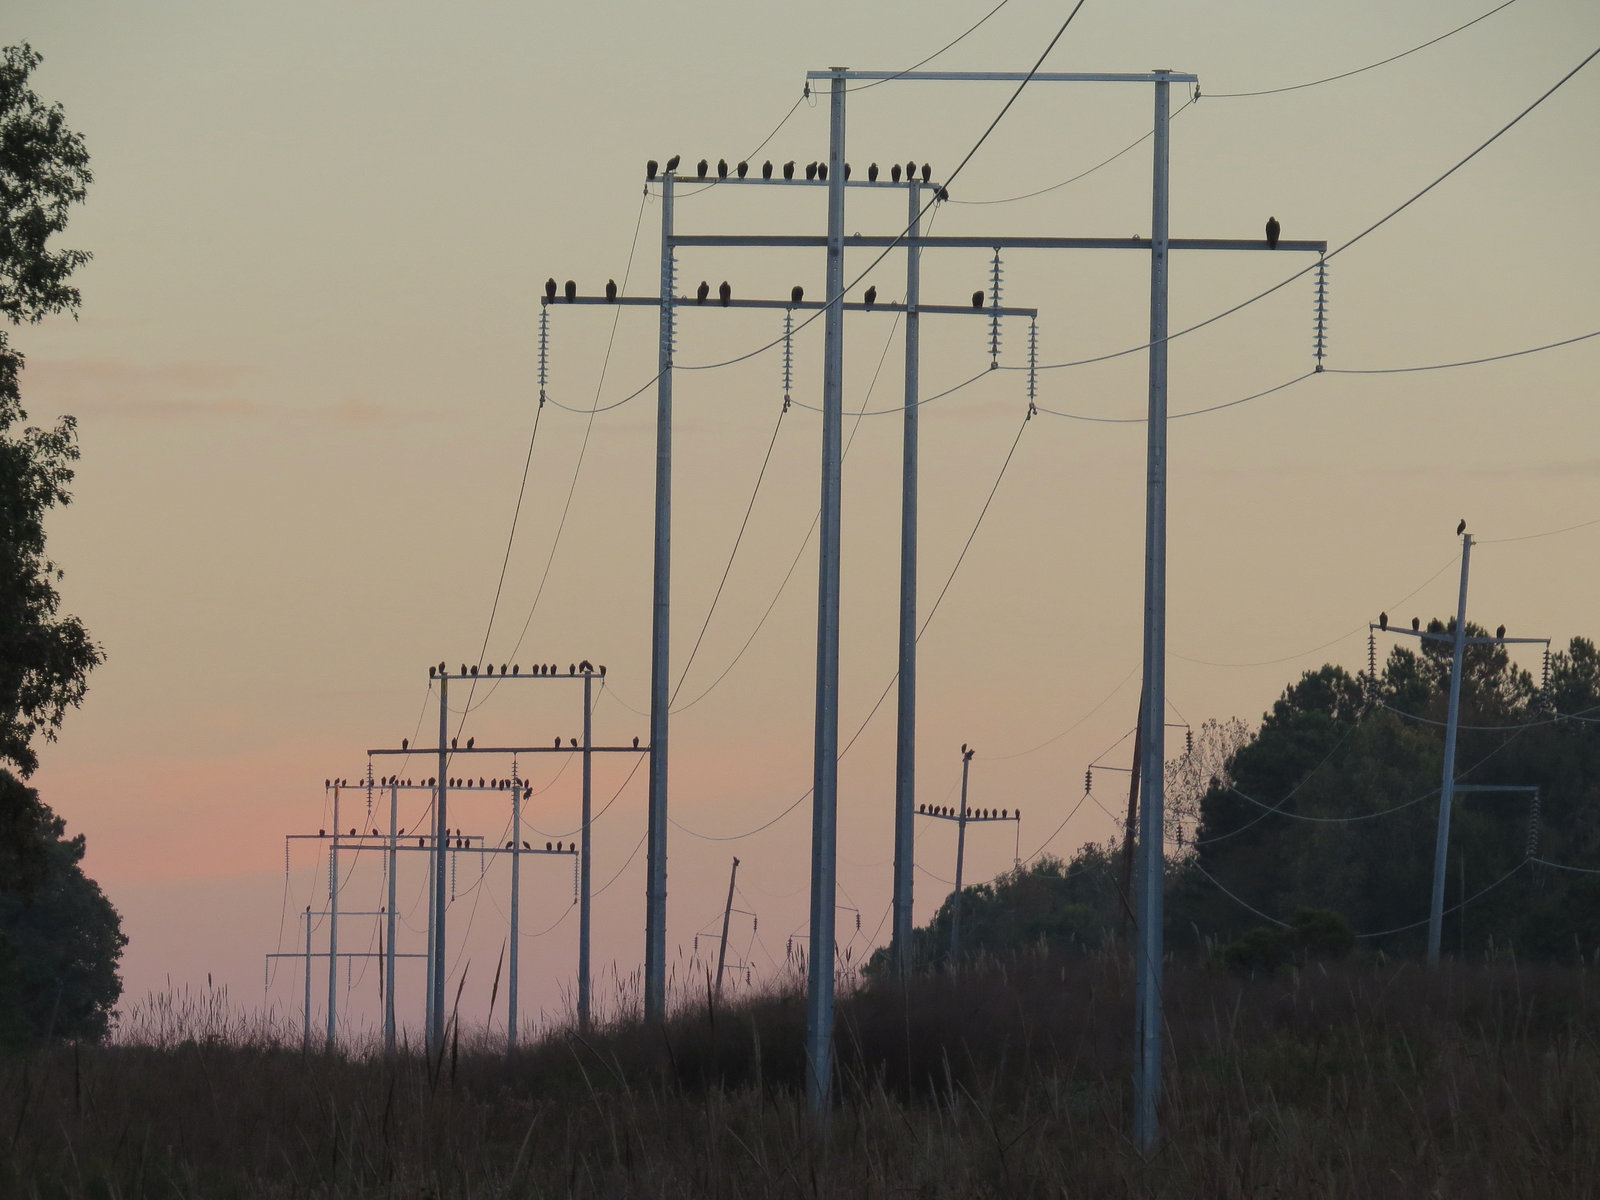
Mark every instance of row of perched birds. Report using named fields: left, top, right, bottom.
left=430, top=660, right=602, bottom=678
left=1377, top=611, right=1508, bottom=640
left=647, top=155, right=939, bottom=186
left=313, top=828, right=576, bottom=854
left=545, top=275, right=992, bottom=311
left=918, top=803, right=1018, bottom=820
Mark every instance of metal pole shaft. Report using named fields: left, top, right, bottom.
left=952, top=751, right=971, bottom=962
left=805, top=67, right=847, bottom=1118
left=715, top=856, right=740, bottom=998
left=1428, top=534, right=1473, bottom=964
left=328, top=789, right=339, bottom=1050
left=386, top=784, right=397, bottom=1053
left=509, top=773, right=521, bottom=1049
left=892, top=179, right=922, bottom=978
left=303, top=907, right=312, bottom=1052
left=580, top=671, right=593, bottom=1030
left=424, top=784, right=437, bottom=1043
left=1134, top=73, right=1172, bottom=1155
left=645, top=173, right=675, bottom=1025
left=432, top=677, right=449, bottom=1053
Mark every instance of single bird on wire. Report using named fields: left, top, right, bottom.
left=1497, top=623, right=1507, bottom=639
left=906, top=160, right=916, bottom=180
left=1265, top=216, right=1280, bottom=249
left=564, top=280, right=576, bottom=302
left=737, top=160, right=748, bottom=178
left=762, top=160, right=773, bottom=179
left=544, top=278, right=556, bottom=300
left=863, top=285, right=876, bottom=308
left=783, top=160, right=795, bottom=179
left=646, top=159, right=658, bottom=180
left=891, top=163, right=902, bottom=183
left=719, top=281, right=731, bottom=306
left=466, top=737, right=474, bottom=750
left=817, top=162, right=827, bottom=181
left=792, top=284, right=804, bottom=304
left=717, top=158, right=728, bottom=178
left=697, top=280, right=710, bottom=304
left=633, top=736, right=640, bottom=748
left=605, top=279, right=617, bottom=301
left=1412, top=617, right=1421, bottom=632
left=1379, top=612, right=1388, bottom=631
left=805, top=162, right=817, bottom=181
left=402, top=737, right=409, bottom=751
left=697, top=158, right=708, bottom=179
left=1457, top=518, right=1467, bottom=536
left=972, top=290, right=984, bottom=310
left=868, top=162, right=878, bottom=182
left=665, top=154, right=680, bottom=173
left=921, top=163, right=931, bottom=183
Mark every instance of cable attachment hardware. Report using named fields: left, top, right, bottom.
left=662, top=251, right=678, bottom=355
left=1526, top=789, right=1542, bottom=858
left=1026, top=318, right=1039, bottom=417
left=1312, top=254, right=1330, bottom=371
left=538, top=304, right=550, bottom=395
left=781, top=308, right=795, bottom=408
left=988, top=247, right=1004, bottom=367
left=1367, top=629, right=1378, bottom=702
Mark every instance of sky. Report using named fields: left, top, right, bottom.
left=8, top=0, right=1599, bottom=1042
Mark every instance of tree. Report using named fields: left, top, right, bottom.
left=0, top=782, right=125, bottom=1046
left=0, top=43, right=120, bottom=1046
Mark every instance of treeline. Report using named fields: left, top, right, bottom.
left=882, top=627, right=1600, bottom=971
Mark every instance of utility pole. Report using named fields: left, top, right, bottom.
left=950, top=744, right=975, bottom=961
left=805, top=66, right=848, bottom=1116
left=1118, top=688, right=1145, bottom=934
left=645, top=173, right=675, bottom=1026
left=302, top=906, right=312, bottom=1052
left=508, top=762, right=522, bottom=1050
left=327, top=785, right=339, bottom=1050
left=385, top=781, right=398, bottom=1052
left=1133, top=73, right=1172, bottom=1154
left=891, top=178, right=922, bottom=979
left=715, top=856, right=741, bottom=998
left=1429, top=534, right=1473, bottom=965
left=580, top=669, right=594, bottom=1030
left=431, top=675, right=449, bottom=1055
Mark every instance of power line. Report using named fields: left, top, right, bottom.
left=1480, top=515, right=1600, bottom=545
left=1021, top=44, right=1600, bottom=373
left=1323, top=327, right=1600, bottom=375
left=1206, top=0, right=1520, bottom=99
left=843, top=0, right=1013, bottom=92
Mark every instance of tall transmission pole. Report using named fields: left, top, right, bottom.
left=1429, top=533, right=1473, bottom=965
left=431, top=675, right=449, bottom=1054
left=950, top=744, right=975, bottom=961
left=715, top=856, right=741, bottom=998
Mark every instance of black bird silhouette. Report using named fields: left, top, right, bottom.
left=570, top=738, right=579, bottom=748
left=373, top=828, right=380, bottom=838
left=863, top=286, right=876, bottom=308
left=805, top=162, right=817, bottom=181
left=972, top=290, right=984, bottom=310
left=554, top=736, right=561, bottom=749
left=646, top=159, right=658, bottom=180
left=470, top=664, right=478, bottom=676
left=1497, top=624, right=1507, bottom=640
left=485, top=663, right=495, bottom=675
left=921, top=163, right=931, bottom=183
left=1002, top=809, right=1008, bottom=819
left=546, top=842, right=553, bottom=852
left=507, top=841, right=514, bottom=849
left=605, top=279, right=617, bottom=302
left=579, top=659, right=593, bottom=673
left=439, top=660, right=447, bottom=675
left=891, top=163, right=902, bottom=183
left=544, top=278, right=556, bottom=300
left=934, top=185, right=949, bottom=202
left=697, top=280, right=710, bottom=304
left=599, top=665, right=606, bottom=676
left=569, top=663, right=576, bottom=675
left=1412, top=617, right=1422, bottom=631
left=350, top=828, right=357, bottom=837
left=717, top=158, right=728, bottom=179
left=500, top=664, right=507, bottom=674
left=719, top=281, right=731, bottom=307
left=1457, top=518, right=1467, bottom=536
left=402, top=737, right=409, bottom=751
left=868, top=162, right=879, bottom=182
left=843, top=163, right=851, bottom=179
left=418, top=837, right=426, bottom=847
left=817, top=162, right=827, bottom=181
left=466, top=737, right=474, bottom=750
left=1265, top=216, right=1280, bottom=249
left=906, top=160, right=916, bottom=180
left=319, top=828, right=326, bottom=836
left=451, top=737, right=458, bottom=749
left=762, top=161, right=773, bottom=179
left=791, top=284, right=804, bottom=305
left=523, top=841, right=531, bottom=850
left=665, top=154, right=680, bottom=173
left=783, top=160, right=795, bottom=179
left=737, top=160, right=748, bottom=178
left=697, top=158, right=708, bottom=178
left=633, top=736, right=640, bottom=748
left=564, top=279, right=576, bottom=302
left=512, top=664, right=519, bottom=675
left=459, top=663, right=467, bottom=675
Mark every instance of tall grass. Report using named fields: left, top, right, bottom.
left=4, top=951, right=1596, bottom=1196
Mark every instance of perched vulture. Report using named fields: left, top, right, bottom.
left=868, top=163, right=879, bottom=182
left=544, top=278, right=557, bottom=300
left=697, top=158, right=708, bottom=179
left=646, top=159, right=658, bottom=180
left=1412, top=617, right=1421, bottom=632
left=605, top=279, right=617, bottom=302
left=891, top=163, right=902, bottom=183
left=792, top=285, right=804, bottom=304
left=863, top=286, right=876, bottom=308
left=737, top=160, right=749, bottom=178
left=717, top=158, right=728, bottom=179
left=665, top=154, right=681, bottom=173
left=762, top=161, right=774, bottom=179
left=1457, top=518, right=1467, bottom=536
left=1379, top=612, right=1388, bottom=631
left=719, top=281, right=731, bottom=307
left=1497, top=624, right=1507, bottom=640
left=1265, top=216, right=1280, bottom=249
left=921, top=163, right=931, bottom=183
left=783, top=161, right=795, bottom=179
left=805, top=162, right=817, bottom=181
left=972, top=290, right=984, bottom=310
left=564, top=280, right=576, bottom=302
left=697, top=280, right=710, bottom=304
